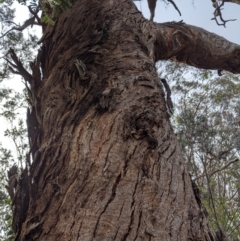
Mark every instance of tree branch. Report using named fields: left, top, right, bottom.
left=194, top=158, right=239, bottom=181
left=147, top=0, right=157, bottom=21
left=215, top=0, right=240, bottom=5
left=147, top=0, right=181, bottom=21
left=165, top=0, right=181, bottom=16
left=211, top=0, right=236, bottom=27
left=200, top=156, right=223, bottom=235
left=0, top=5, right=41, bottom=39
left=6, top=48, right=33, bottom=83
left=152, top=21, right=240, bottom=73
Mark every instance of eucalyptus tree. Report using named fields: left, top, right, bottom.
left=159, top=61, right=240, bottom=239
left=1, top=0, right=240, bottom=240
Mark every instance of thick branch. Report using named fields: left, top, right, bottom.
left=147, top=0, right=157, bottom=21
left=153, top=21, right=240, bottom=73
left=147, top=0, right=181, bottom=21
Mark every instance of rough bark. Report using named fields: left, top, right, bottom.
left=9, top=0, right=240, bottom=240
left=218, top=0, right=240, bottom=4
left=148, top=22, right=240, bottom=73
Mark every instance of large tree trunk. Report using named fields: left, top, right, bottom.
left=9, top=0, right=240, bottom=240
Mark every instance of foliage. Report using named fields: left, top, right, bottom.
left=0, top=85, right=28, bottom=240
left=158, top=61, right=240, bottom=238
left=0, top=143, right=14, bottom=241
left=0, top=1, right=32, bottom=239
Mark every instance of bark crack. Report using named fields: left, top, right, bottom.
left=92, top=173, right=122, bottom=239
left=118, top=201, right=125, bottom=219
left=121, top=208, right=135, bottom=241
left=121, top=167, right=140, bottom=241
left=103, top=142, right=114, bottom=173
left=123, top=145, right=137, bottom=176
left=59, top=178, right=77, bottom=210
left=133, top=210, right=142, bottom=241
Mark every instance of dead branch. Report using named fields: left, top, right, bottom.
left=5, top=48, right=33, bottom=83
left=211, top=0, right=237, bottom=27
left=165, top=0, right=181, bottom=16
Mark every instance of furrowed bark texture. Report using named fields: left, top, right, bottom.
left=12, top=0, right=240, bottom=240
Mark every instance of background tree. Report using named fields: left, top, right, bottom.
left=0, top=1, right=36, bottom=238
left=0, top=0, right=240, bottom=240
left=0, top=76, right=28, bottom=240
left=159, top=61, right=240, bottom=239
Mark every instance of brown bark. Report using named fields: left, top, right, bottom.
left=9, top=0, right=240, bottom=240
left=147, top=0, right=157, bottom=21
left=149, top=22, right=240, bottom=73
left=218, top=0, right=240, bottom=5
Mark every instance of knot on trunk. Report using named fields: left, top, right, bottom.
left=123, top=109, right=160, bottom=149
left=95, top=88, right=122, bottom=113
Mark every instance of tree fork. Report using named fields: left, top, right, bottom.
left=7, top=0, right=240, bottom=240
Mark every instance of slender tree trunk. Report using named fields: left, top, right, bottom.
left=10, top=0, right=240, bottom=240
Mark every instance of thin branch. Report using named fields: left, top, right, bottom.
left=0, top=5, right=41, bottom=39
left=194, top=158, right=239, bottom=181
left=211, top=0, right=237, bottom=27
left=166, top=0, right=181, bottom=16
left=28, top=5, right=41, bottom=24
left=200, top=155, right=223, bottom=234
left=211, top=16, right=236, bottom=27
left=0, top=17, right=41, bottom=39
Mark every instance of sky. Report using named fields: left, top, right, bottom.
left=0, top=0, right=240, bottom=155
left=135, top=0, right=240, bottom=43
